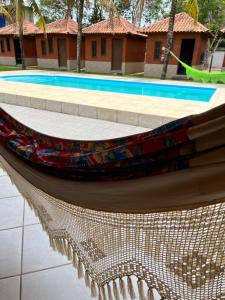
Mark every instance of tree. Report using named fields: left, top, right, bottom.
left=40, top=0, right=69, bottom=22
left=160, top=0, right=178, bottom=80
left=160, top=0, right=199, bottom=79
left=7, top=0, right=45, bottom=70
left=88, top=0, right=104, bottom=24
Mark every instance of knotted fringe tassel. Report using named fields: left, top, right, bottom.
left=119, top=277, right=126, bottom=299
left=55, top=238, right=63, bottom=255
left=127, top=276, right=136, bottom=299
left=72, top=252, right=79, bottom=269
left=62, top=239, right=67, bottom=255
left=138, top=279, right=146, bottom=300
left=85, top=270, right=91, bottom=288
left=147, top=288, right=154, bottom=300
left=107, top=283, right=113, bottom=300
left=77, top=260, right=84, bottom=279
left=67, top=243, right=74, bottom=261
left=98, top=286, right=104, bottom=300
left=91, top=280, right=98, bottom=297
left=51, top=238, right=57, bottom=252
left=113, top=280, right=120, bottom=300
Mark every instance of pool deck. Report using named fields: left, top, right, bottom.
left=0, top=70, right=224, bottom=128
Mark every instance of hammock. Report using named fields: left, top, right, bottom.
left=170, top=51, right=225, bottom=84
left=0, top=104, right=225, bottom=299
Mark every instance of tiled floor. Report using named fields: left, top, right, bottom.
left=0, top=106, right=162, bottom=299
left=0, top=146, right=107, bottom=300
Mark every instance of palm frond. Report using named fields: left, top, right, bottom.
left=0, top=6, right=12, bottom=21
left=27, top=0, right=45, bottom=33
left=186, top=0, right=199, bottom=23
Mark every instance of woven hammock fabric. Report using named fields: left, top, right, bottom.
left=170, top=51, right=225, bottom=84
left=1, top=104, right=225, bottom=299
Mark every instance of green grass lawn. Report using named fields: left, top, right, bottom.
left=0, top=65, right=22, bottom=71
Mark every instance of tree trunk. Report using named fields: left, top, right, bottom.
left=76, top=0, right=84, bottom=73
left=161, top=0, right=177, bottom=80
left=203, top=34, right=222, bottom=70
left=19, top=25, right=26, bottom=70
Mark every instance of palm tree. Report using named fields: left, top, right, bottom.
left=76, top=0, right=84, bottom=73
left=160, top=0, right=178, bottom=80
left=9, top=0, right=45, bottom=70
left=161, top=0, right=199, bottom=79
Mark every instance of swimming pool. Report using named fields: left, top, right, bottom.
left=1, top=75, right=216, bottom=102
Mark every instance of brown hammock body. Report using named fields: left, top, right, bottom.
left=0, top=103, right=225, bottom=300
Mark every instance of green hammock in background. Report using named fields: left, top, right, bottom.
left=170, top=51, right=225, bottom=84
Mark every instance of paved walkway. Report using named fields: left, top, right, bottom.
left=0, top=106, right=161, bottom=300
left=0, top=103, right=148, bottom=139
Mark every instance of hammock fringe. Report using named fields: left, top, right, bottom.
left=113, top=280, right=120, bottom=300
left=138, top=279, right=146, bottom=300
left=1, top=155, right=225, bottom=300
left=119, top=277, right=126, bottom=299
left=147, top=288, right=154, bottom=300
left=107, top=283, right=113, bottom=300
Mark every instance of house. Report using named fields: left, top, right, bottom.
left=141, top=12, right=210, bottom=78
left=83, top=16, right=147, bottom=74
left=0, top=20, right=38, bottom=66
left=35, top=19, right=84, bottom=70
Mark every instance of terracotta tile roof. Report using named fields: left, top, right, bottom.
left=83, top=16, right=146, bottom=37
left=0, top=20, right=38, bottom=35
left=37, top=18, right=78, bottom=34
left=141, top=12, right=208, bottom=33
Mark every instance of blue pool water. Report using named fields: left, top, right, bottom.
left=1, top=75, right=216, bottom=102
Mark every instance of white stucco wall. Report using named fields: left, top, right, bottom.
left=122, top=62, right=144, bottom=74
left=144, top=64, right=178, bottom=79
left=0, top=57, right=16, bottom=66
left=37, top=58, right=59, bottom=69
left=85, top=61, right=111, bottom=73
left=210, top=50, right=225, bottom=69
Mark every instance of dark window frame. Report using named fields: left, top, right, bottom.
left=101, top=37, right=106, bottom=56
left=48, top=37, right=53, bottom=53
left=41, top=39, right=47, bottom=55
left=154, top=41, right=161, bottom=60
left=0, top=39, right=5, bottom=53
left=91, top=40, right=97, bottom=57
left=6, top=37, right=10, bottom=52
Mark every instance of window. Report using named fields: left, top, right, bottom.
left=41, top=39, right=46, bottom=55
left=0, top=39, right=5, bottom=53
left=48, top=38, right=53, bottom=53
left=6, top=38, right=10, bottom=52
left=154, top=41, right=161, bottom=59
left=101, top=38, right=106, bottom=56
left=91, top=40, right=97, bottom=57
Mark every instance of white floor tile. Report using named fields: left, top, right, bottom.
left=23, top=224, right=69, bottom=273
left=0, top=168, right=6, bottom=176
left=0, top=228, right=22, bottom=278
left=24, top=200, right=40, bottom=226
left=0, top=176, right=20, bottom=199
left=0, top=276, right=20, bottom=300
left=0, top=196, right=24, bottom=230
left=22, top=265, right=95, bottom=300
